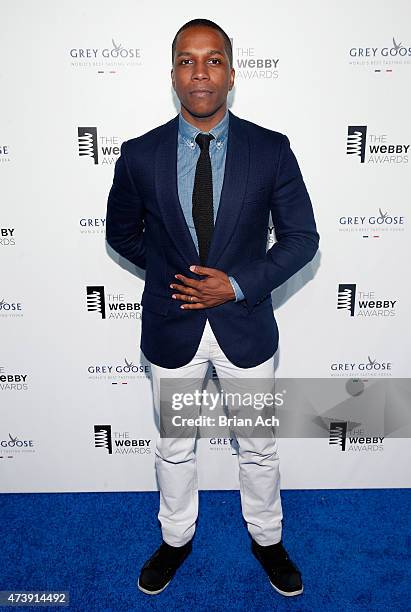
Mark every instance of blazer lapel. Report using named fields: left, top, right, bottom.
left=154, top=115, right=200, bottom=268
left=206, top=111, right=250, bottom=268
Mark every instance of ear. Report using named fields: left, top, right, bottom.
left=171, top=67, right=175, bottom=90
left=228, top=67, right=235, bottom=91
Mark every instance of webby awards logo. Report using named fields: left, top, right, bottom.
left=346, top=125, right=409, bottom=164
left=336, top=284, right=398, bottom=318
left=77, top=127, right=121, bottom=166
left=86, top=286, right=142, bottom=320
left=231, top=37, right=280, bottom=79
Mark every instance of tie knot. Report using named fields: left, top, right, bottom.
left=195, top=133, right=214, bottom=151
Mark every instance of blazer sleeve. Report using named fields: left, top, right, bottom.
left=105, top=141, right=146, bottom=270
left=232, top=134, right=319, bottom=311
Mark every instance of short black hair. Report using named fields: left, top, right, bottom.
left=172, top=18, right=233, bottom=68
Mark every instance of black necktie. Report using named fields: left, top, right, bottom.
left=192, top=133, right=215, bottom=265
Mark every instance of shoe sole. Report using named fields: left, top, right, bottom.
left=137, top=578, right=171, bottom=595
left=269, top=580, right=304, bottom=597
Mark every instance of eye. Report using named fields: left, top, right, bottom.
left=208, top=58, right=222, bottom=64
left=180, top=59, right=193, bottom=65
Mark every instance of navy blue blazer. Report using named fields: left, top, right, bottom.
left=106, top=110, right=319, bottom=368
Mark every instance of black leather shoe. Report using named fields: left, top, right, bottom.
left=251, top=539, right=303, bottom=596
left=137, top=540, right=192, bottom=595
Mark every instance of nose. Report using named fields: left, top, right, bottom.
left=191, top=62, right=210, bottom=81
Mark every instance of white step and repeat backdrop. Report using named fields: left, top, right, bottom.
left=1, top=0, right=410, bottom=492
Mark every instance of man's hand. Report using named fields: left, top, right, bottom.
left=170, top=265, right=235, bottom=309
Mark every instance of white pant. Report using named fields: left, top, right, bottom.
left=149, top=319, right=283, bottom=547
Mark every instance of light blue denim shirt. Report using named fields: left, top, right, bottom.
left=177, top=110, right=244, bottom=302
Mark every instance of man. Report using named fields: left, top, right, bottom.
left=106, top=18, right=319, bottom=597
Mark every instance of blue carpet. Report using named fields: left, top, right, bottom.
left=0, top=489, right=410, bottom=611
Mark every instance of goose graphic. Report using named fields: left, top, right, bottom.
left=112, top=38, right=123, bottom=52
left=392, top=37, right=403, bottom=51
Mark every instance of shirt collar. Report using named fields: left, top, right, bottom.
left=178, top=110, right=229, bottom=150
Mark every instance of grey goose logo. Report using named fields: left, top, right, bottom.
left=349, top=36, right=411, bottom=59
left=0, top=298, right=23, bottom=315
left=88, top=359, right=150, bottom=375
left=347, top=126, right=367, bottom=163
left=338, top=209, right=406, bottom=233
left=86, top=286, right=106, bottom=319
left=209, top=437, right=238, bottom=455
left=0, top=433, right=35, bottom=458
left=94, top=425, right=112, bottom=454
left=337, top=284, right=356, bottom=316
left=78, top=127, right=98, bottom=164
left=70, top=39, right=142, bottom=62
left=330, top=356, right=393, bottom=376
left=87, top=358, right=151, bottom=383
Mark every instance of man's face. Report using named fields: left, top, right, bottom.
left=171, top=26, right=235, bottom=120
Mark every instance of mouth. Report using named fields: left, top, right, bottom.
left=189, top=89, right=214, bottom=98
